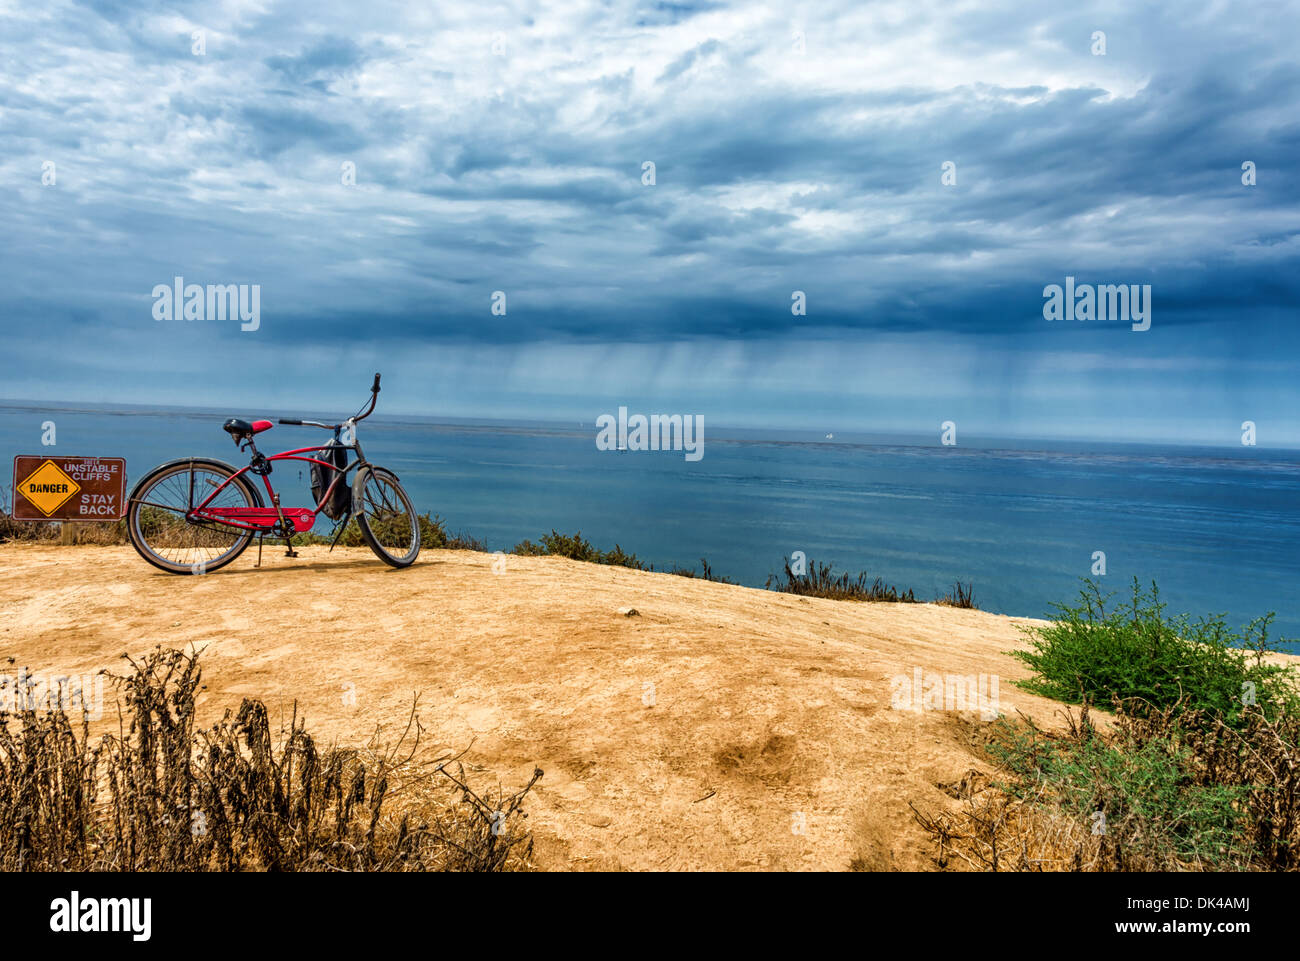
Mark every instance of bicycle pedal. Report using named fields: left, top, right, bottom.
left=284, top=549, right=299, bottom=557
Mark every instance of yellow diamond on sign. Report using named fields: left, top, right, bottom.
left=18, top=460, right=81, bottom=516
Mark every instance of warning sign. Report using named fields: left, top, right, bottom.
left=16, top=461, right=80, bottom=515
left=11, top=456, right=127, bottom=521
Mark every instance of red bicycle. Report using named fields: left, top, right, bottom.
left=126, top=374, right=420, bottom=573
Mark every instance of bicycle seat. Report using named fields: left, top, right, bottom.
left=222, top=418, right=273, bottom=439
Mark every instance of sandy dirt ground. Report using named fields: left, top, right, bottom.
left=2, top=542, right=1122, bottom=870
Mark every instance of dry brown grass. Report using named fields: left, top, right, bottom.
left=0, top=648, right=541, bottom=871
left=911, top=779, right=1168, bottom=872
left=0, top=487, right=62, bottom=542
left=911, top=699, right=1300, bottom=872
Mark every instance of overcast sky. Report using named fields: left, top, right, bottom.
left=2, top=0, right=1298, bottom=445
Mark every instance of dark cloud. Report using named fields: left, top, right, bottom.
left=237, top=105, right=366, bottom=157
left=265, top=37, right=367, bottom=86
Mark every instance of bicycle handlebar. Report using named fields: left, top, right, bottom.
left=279, top=418, right=338, bottom=429
left=279, top=374, right=382, bottom=428
left=353, top=372, right=381, bottom=422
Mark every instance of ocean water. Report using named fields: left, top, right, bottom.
left=3, top=402, right=1299, bottom=650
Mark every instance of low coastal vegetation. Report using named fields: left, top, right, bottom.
left=914, top=580, right=1299, bottom=871
left=513, top=529, right=645, bottom=570
left=0, top=648, right=539, bottom=872
left=511, top=529, right=734, bottom=582
left=1014, top=579, right=1294, bottom=721
left=765, top=556, right=977, bottom=609
left=665, top=557, right=734, bottom=583
left=767, top=556, right=917, bottom=602
left=334, top=511, right=486, bottom=552
left=914, top=699, right=1300, bottom=871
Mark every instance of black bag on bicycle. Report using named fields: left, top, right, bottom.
left=311, top=439, right=350, bottom=520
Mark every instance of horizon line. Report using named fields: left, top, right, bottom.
left=2, top=397, right=1297, bottom=455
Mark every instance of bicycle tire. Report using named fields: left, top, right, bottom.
left=353, top=466, right=421, bottom=568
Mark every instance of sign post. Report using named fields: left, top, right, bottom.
left=11, top=456, right=128, bottom=522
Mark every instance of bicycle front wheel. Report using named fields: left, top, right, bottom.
left=353, top=466, right=421, bottom=568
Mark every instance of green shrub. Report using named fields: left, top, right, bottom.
left=1013, top=578, right=1297, bottom=723
left=511, top=530, right=646, bottom=570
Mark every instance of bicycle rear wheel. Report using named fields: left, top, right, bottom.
left=127, top=459, right=260, bottom=574
left=353, top=466, right=421, bottom=568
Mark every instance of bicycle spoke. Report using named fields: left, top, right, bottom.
left=357, top=472, right=418, bottom=564
left=130, top=465, right=253, bottom=571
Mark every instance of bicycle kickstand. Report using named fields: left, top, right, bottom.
left=327, top=513, right=352, bottom=553
left=255, top=533, right=264, bottom=568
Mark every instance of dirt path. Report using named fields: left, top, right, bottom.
left=3, top=543, right=1092, bottom=870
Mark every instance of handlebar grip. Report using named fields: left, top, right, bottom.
left=372, top=373, right=381, bottom=392
left=279, top=418, right=303, bottom=425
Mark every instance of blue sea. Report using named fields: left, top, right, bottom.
left=3, top=401, right=1298, bottom=650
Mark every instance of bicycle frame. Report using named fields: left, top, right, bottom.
left=180, top=375, right=386, bottom=537
left=188, top=435, right=369, bottom=534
